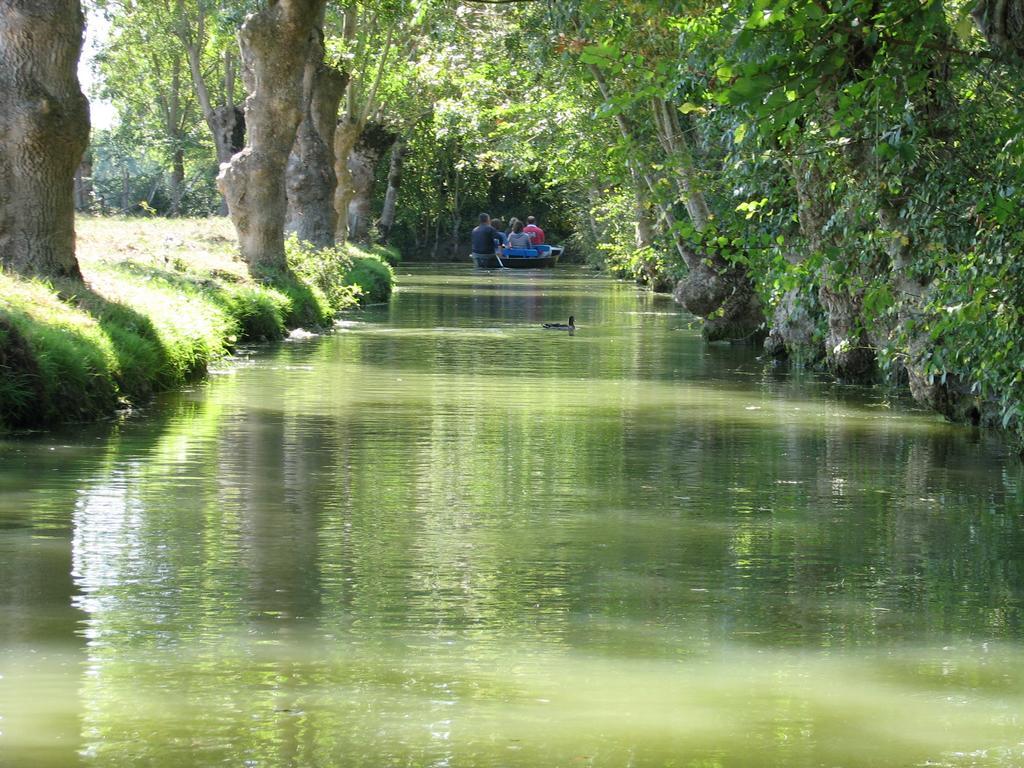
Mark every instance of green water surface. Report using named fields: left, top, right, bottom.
left=2, top=267, right=1023, bottom=767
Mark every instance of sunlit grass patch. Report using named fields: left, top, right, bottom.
left=0, top=272, right=120, bottom=427
left=0, top=217, right=395, bottom=431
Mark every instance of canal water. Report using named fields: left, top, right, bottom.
left=2, top=267, right=1023, bottom=767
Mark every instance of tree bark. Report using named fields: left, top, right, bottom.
left=628, top=165, right=656, bottom=250
left=169, top=147, right=185, bottom=217
left=285, top=22, right=348, bottom=248
left=333, top=116, right=361, bottom=242
left=650, top=98, right=711, bottom=231
left=377, top=136, right=408, bottom=244
left=211, top=106, right=246, bottom=163
left=217, top=0, right=325, bottom=272
left=346, top=121, right=395, bottom=243
left=972, top=0, right=1024, bottom=60
left=74, top=149, right=93, bottom=212
left=764, top=155, right=827, bottom=363
left=120, top=166, right=131, bottom=213
left=647, top=97, right=764, bottom=342
left=0, top=0, right=90, bottom=279
left=176, top=1, right=244, bottom=215
left=589, top=63, right=763, bottom=339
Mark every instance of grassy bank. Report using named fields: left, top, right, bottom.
left=0, top=217, right=397, bottom=431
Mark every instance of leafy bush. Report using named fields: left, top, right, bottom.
left=285, top=235, right=394, bottom=309
left=345, top=256, right=394, bottom=304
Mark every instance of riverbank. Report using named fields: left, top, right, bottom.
left=0, top=217, right=396, bottom=432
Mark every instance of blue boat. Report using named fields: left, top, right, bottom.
left=472, top=245, right=562, bottom=269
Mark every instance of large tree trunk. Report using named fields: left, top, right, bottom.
left=0, top=0, right=90, bottom=279
left=764, top=155, right=827, bottom=363
left=333, top=116, right=361, bottom=242
left=591, top=64, right=763, bottom=340
left=972, top=0, right=1024, bottom=59
left=285, top=24, right=348, bottom=248
left=819, top=263, right=875, bottom=381
left=377, top=136, right=408, bottom=244
left=879, top=201, right=980, bottom=423
left=346, top=122, right=395, bottom=243
left=648, top=97, right=764, bottom=342
left=211, top=106, right=245, bottom=164
left=211, top=106, right=244, bottom=215
left=217, top=0, right=324, bottom=272
left=881, top=20, right=978, bottom=419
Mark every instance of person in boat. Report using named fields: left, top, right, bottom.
left=523, top=216, right=545, bottom=245
left=471, top=213, right=503, bottom=259
left=506, top=217, right=521, bottom=236
left=507, top=221, right=533, bottom=249
left=491, top=218, right=508, bottom=248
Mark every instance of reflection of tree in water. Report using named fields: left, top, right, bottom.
left=596, top=405, right=1024, bottom=648
left=11, top=271, right=1024, bottom=766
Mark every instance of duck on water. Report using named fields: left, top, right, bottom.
left=542, top=316, right=575, bottom=335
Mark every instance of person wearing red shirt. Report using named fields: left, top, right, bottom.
left=523, top=216, right=545, bottom=245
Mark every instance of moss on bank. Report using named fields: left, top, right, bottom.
left=0, top=217, right=395, bottom=432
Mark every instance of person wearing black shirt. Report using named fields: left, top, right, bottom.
left=471, top=213, right=502, bottom=256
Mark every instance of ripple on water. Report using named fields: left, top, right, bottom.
left=1, top=266, right=1023, bottom=767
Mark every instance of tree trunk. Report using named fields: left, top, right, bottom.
left=211, top=106, right=243, bottom=215
left=211, top=106, right=245, bottom=165
left=217, top=0, right=324, bottom=272
left=431, top=216, right=441, bottom=260
left=285, top=24, right=348, bottom=248
left=449, top=164, right=461, bottom=258
left=589, top=64, right=763, bottom=340
left=628, top=166, right=656, bottom=250
left=972, top=0, right=1024, bottom=60
left=819, top=263, right=875, bottom=381
left=176, top=3, right=244, bottom=216
left=169, top=147, right=185, bottom=217
left=74, top=149, right=93, bottom=212
left=377, top=137, right=408, bottom=244
left=647, top=98, right=764, bottom=342
left=764, top=155, right=827, bottom=363
left=333, top=116, right=361, bottom=242
left=120, top=166, right=131, bottom=213
left=650, top=98, right=711, bottom=230
left=0, top=0, right=90, bottom=279
left=346, top=121, right=395, bottom=243
left=585, top=183, right=606, bottom=246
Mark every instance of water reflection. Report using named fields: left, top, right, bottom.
left=1, top=267, right=1023, bottom=766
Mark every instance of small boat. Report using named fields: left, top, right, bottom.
left=496, top=245, right=562, bottom=269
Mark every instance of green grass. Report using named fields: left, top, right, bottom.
left=0, top=217, right=395, bottom=431
left=345, top=256, right=395, bottom=304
